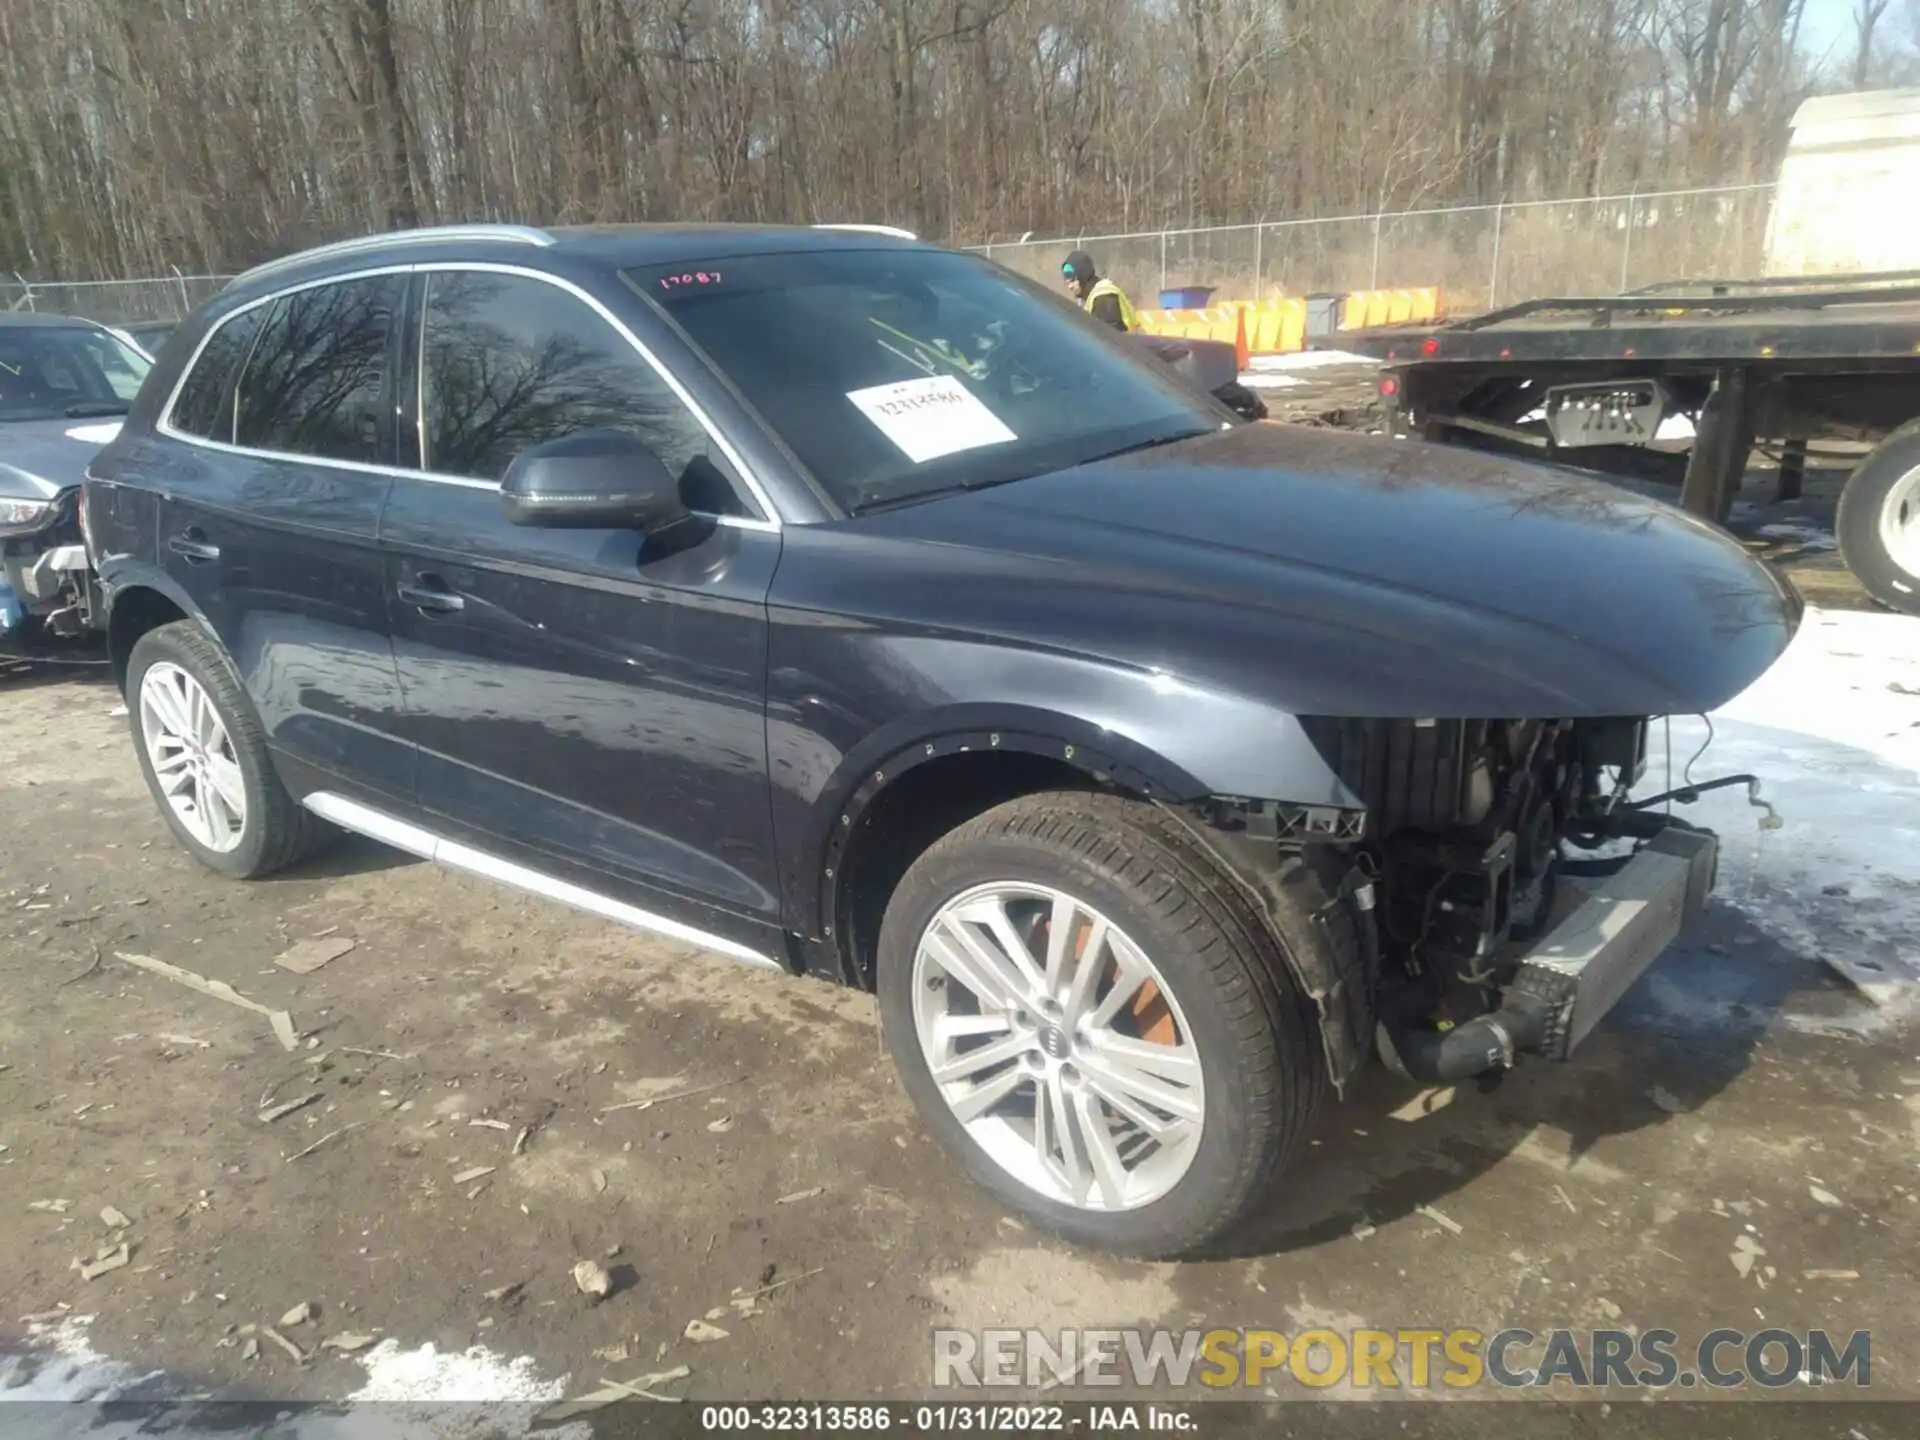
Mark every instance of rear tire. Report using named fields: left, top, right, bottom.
left=125, top=621, right=333, bottom=878
left=1837, top=420, right=1920, bottom=617
left=875, top=790, right=1330, bottom=1258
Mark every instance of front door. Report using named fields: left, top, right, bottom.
left=381, top=267, right=784, bottom=934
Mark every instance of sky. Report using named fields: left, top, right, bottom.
left=1802, top=0, right=1855, bottom=67
left=1798, top=0, right=1916, bottom=72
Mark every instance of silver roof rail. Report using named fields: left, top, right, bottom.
left=812, top=223, right=919, bottom=240
left=227, top=224, right=557, bottom=291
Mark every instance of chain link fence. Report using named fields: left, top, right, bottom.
left=5, top=182, right=1775, bottom=329
left=2, top=271, right=234, bottom=327
left=975, top=184, right=1778, bottom=315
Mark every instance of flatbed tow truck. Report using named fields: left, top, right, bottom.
left=1362, top=90, right=1920, bottom=618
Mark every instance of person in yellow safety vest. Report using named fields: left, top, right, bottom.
left=1061, top=250, right=1139, bottom=332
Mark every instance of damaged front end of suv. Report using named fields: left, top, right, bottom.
left=829, top=417, right=1802, bottom=1141
left=1299, top=713, right=1771, bottom=1090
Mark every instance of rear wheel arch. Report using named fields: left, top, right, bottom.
left=106, top=583, right=195, bottom=691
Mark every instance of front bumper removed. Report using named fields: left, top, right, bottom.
left=1380, top=822, right=1720, bottom=1079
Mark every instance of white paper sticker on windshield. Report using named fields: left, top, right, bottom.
left=845, top=376, right=1016, bottom=464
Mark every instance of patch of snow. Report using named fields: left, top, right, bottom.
left=0, top=1316, right=164, bottom=1403
left=1247, top=349, right=1375, bottom=372
left=346, top=1339, right=567, bottom=1403
left=1238, top=373, right=1303, bottom=389
left=1755, top=522, right=1839, bottom=553
left=1648, top=608, right=1920, bottom=1021
left=1, top=1318, right=580, bottom=1440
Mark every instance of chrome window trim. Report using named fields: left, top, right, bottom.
left=156, top=260, right=782, bottom=534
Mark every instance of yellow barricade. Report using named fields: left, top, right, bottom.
left=1241, top=299, right=1307, bottom=355
left=1339, top=286, right=1445, bottom=329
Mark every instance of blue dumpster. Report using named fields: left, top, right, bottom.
left=1159, top=286, right=1216, bottom=309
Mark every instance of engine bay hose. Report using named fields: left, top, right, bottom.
left=1377, top=993, right=1552, bottom=1083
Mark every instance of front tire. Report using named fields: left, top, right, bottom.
left=126, top=621, right=332, bottom=878
left=876, top=791, right=1330, bottom=1258
left=1837, top=420, right=1920, bottom=617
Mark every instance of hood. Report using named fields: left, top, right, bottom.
left=858, top=424, right=1801, bottom=719
left=0, top=417, right=121, bottom=501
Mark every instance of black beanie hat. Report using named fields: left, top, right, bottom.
left=1062, top=250, right=1096, bottom=282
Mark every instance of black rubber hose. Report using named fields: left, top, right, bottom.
left=1378, top=994, right=1552, bottom=1083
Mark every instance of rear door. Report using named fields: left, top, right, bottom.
left=142, top=273, right=414, bottom=798
left=381, top=267, right=785, bottom=934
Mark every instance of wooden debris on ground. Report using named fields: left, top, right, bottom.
left=115, top=951, right=298, bottom=1051
left=274, top=937, right=357, bottom=975
left=74, top=1243, right=130, bottom=1280
left=259, top=1094, right=322, bottom=1125
left=537, top=1365, right=692, bottom=1420
left=598, top=1078, right=739, bottom=1114
left=261, top=1325, right=308, bottom=1363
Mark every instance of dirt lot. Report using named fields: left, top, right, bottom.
left=1, top=585, right=1917, bottom=1423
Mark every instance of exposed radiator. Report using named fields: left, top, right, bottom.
left=1302, top=718, right=1486, bottom=835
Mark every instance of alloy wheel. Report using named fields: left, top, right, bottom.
left=910, top=882, right=1205, bottom=1211
left=138, top=661, right=247, bottom=854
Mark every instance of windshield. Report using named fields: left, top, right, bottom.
left=0, top=324, right=152, bottom=422
left=627, top=248, right=1218, bottom=513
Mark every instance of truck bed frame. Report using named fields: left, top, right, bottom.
left=1362, top=269, right=1920, bottom=523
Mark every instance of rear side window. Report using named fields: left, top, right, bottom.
left=234, top=275, right=405, bottom=463
left=418, top=271, right=744, bottom=515
left=169, top=310, right=266, bottom=442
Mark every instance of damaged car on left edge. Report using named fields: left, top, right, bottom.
left=84, top=224, right=1799, bottom=1260
left=1, top=311, right=152, bottom=661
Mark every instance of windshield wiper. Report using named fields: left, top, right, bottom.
left=851, top=478, right=1018, bottom=515
left=1070, top=430, right=1206, bottom=467
left=64, top=401, right=131, bottom=418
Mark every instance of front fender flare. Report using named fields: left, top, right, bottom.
left=806, top=706, right=1204, bottom=942
left=798, top=682, right=1362, bottom=941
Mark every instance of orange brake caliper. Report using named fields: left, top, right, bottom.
left=1043, top=914, right=1177, bottom=1046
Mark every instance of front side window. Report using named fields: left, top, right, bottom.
left=234, top=275, right=404, bottom=463
left=169, top=309, right=266, bottom=442
left=627, top=248, right=1218, bottom=513
left=417, top=271, right=739, bottom=514
left=0, top=325, right=153, bottom=422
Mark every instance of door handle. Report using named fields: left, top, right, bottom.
left=167, top=529, right=220, bottom=563
left=396, top=576, right=465, bottom=615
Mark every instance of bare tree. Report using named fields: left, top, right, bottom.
left=0, top=0, right=1866, bottom=283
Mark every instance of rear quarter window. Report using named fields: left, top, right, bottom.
left=168, top=310, right=267, bottom=442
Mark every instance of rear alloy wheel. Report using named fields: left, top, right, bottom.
left=139, top=661, right=248, bottom=854
left=126, top=621, right=332, bottom=878
left=877, top=791, right=1330, bottom=1258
